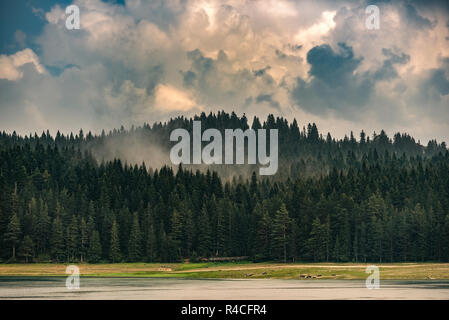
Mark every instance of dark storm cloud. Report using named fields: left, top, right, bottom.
left=425, top=59, right=449, bottom=96
left=182, top=49, right=217, bottom=90
left=182, top=70, right=197, bottom=87
left=429, top=69, right=449, bottom=95
left=291, top=43, right=373, bottom=116
left=307, top=43, right=361, bottom=86
left=291, top=43, right=413, bottom=118
left=374, top=49, right=410, bottom=80
left=255, top=94, right=280, bottom=110
left=403, top=3, right=436, bottom=29
left=181, top=48, right=273, bottom=104
left=187, top=49, right=215, bottom=74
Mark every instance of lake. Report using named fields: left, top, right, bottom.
left=0, top=277, right=448, bottom=299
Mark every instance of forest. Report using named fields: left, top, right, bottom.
left=0, top=111, right=448, bottom=263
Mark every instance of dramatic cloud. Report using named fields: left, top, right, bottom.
left=0, top=0, right=448, bottom=143
left=0, top=48, right=45, bottom=81
left=291, top=43, right=371, bottom=117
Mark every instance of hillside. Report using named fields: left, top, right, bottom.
left=0, top=111, right=448, bottom=264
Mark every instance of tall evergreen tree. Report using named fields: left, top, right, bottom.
left=271, top=203, right=290, bottom=263
left=79, top=218, right=88, bottom=262
left=110, top=219, right=122, bottom=262
left=50, top=215, right=65, bottom=262
left=197, top=205, right=212, bottom=257
left=146, top=223, right=156, bottom=262
left=88, top=230, right=102, bottom=263
left=67, top=215, right=79, bottom=261
left=308, top=217, right=325, bottom=261
left=18, top=235, right=34, bottom=263
left=128, top=213, right=142, bottom=262
left=4, top=213, right=21, bottom=259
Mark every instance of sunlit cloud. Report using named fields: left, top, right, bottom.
left=0, top=0, right=448, bottom=144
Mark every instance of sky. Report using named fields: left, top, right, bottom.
left=0, top=0, right=448, bottom=144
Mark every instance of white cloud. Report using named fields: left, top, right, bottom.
left=154, top=84, right=202, bottom=112
left=0, top=49, right=45, bottom=81
left=45, top=5, right=65, bottom=24
left=0, top=0, right=448, bottom=144
left=295, top=10, right=336, bottom=51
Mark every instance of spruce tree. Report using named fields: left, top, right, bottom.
left=110, top=219, right=122, bottom=262
left=271, top=203, right=290, bottom=263
left=170, top=209, right=182, bottom=257
left=308, top=217, right=324, bottom=261
left=4, top=213, right=21, bottom=259
left=18, top=235, right=34, bottom=263
left=128, top=212, right=142, bottom=262
left=197, top=206, right=212, bottom=257
left=67, top=215, right=79, bottom=262
left=215, top=203, right=226, bottom=257
left=146, top=223, right=156, bottom=262
left=35, top=200, right=50, bottom=254
left=88, top=230, right=102, bottom=263
left=50, top=215, right=65, bottom=262
left=256, top=206, right=271, bottom=258
left=80, top=218, right=88, bottom=262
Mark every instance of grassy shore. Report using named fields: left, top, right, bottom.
left=0, top=262, right=448, bottom=280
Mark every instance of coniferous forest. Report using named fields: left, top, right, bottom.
left=1, top=111, right=449, bottom=263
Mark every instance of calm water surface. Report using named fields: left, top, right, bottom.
left=0, top=277, right=448, bottom=300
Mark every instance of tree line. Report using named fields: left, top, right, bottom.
left=0, top=112, right=448, bottom=263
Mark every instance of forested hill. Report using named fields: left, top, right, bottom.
left=0, top=111, right=449, bottom=263
left=0, top=111, right=447, bottom=180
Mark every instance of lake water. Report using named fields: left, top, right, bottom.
left=0, top=277, right=448, bottom=299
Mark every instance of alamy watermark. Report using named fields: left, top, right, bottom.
left=365, top=5, right=380, bottom=30
left=365, top=265, right=380, bottom=289
left=170, top=121, right=278, bottom=175
left=66, top=5, right=80, bottom=30
left=65, top=265, right=80, bottom=289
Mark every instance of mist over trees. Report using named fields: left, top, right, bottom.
left=0, top=111, right=448, bottom=263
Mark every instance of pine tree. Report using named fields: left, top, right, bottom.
left=182, top=206, right=195, bottom=257
left=50, top=215, right=65, bottom=262
left=146, top=223, right=156, bottom=262
left=197, top=205, right=212, bottom=257
left=413, top=204, right=427, bottom=261
left=67, top=215, right=79, bottom=262
left=109, top=219, right=122, bottom=262
left=35, top=200, right=50, bottom=254
left=271, top=203, right=290, bottom=263
left=333, top=235, right=341, bottom=262
left=256, top=206, right=271, bottom=259
left=215, top=202, right=226, bottom=256
left=371, top=216, right=384, bottom=262
left=101, top=208, right=114, bottom=261
left=128, top=212, right=142, bottom=262
left=308, top=217, right=324, bottom=261
left=443, top=215, right=449, bottom=262
left=80, top=218, right=88, bottom=262
left=18, top=235, right=34, bottom=263
left=88, top=230, right=102, bottom=263
left=4, top=213, right=21, bottom=259
left=170, top=209, right=182, bottom=257
left=353, top=231, right=359, bottom=262
left=323, top=216, right=331, bottom=262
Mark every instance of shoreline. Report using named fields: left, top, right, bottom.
left=1, top=262, right=448, bottom=280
